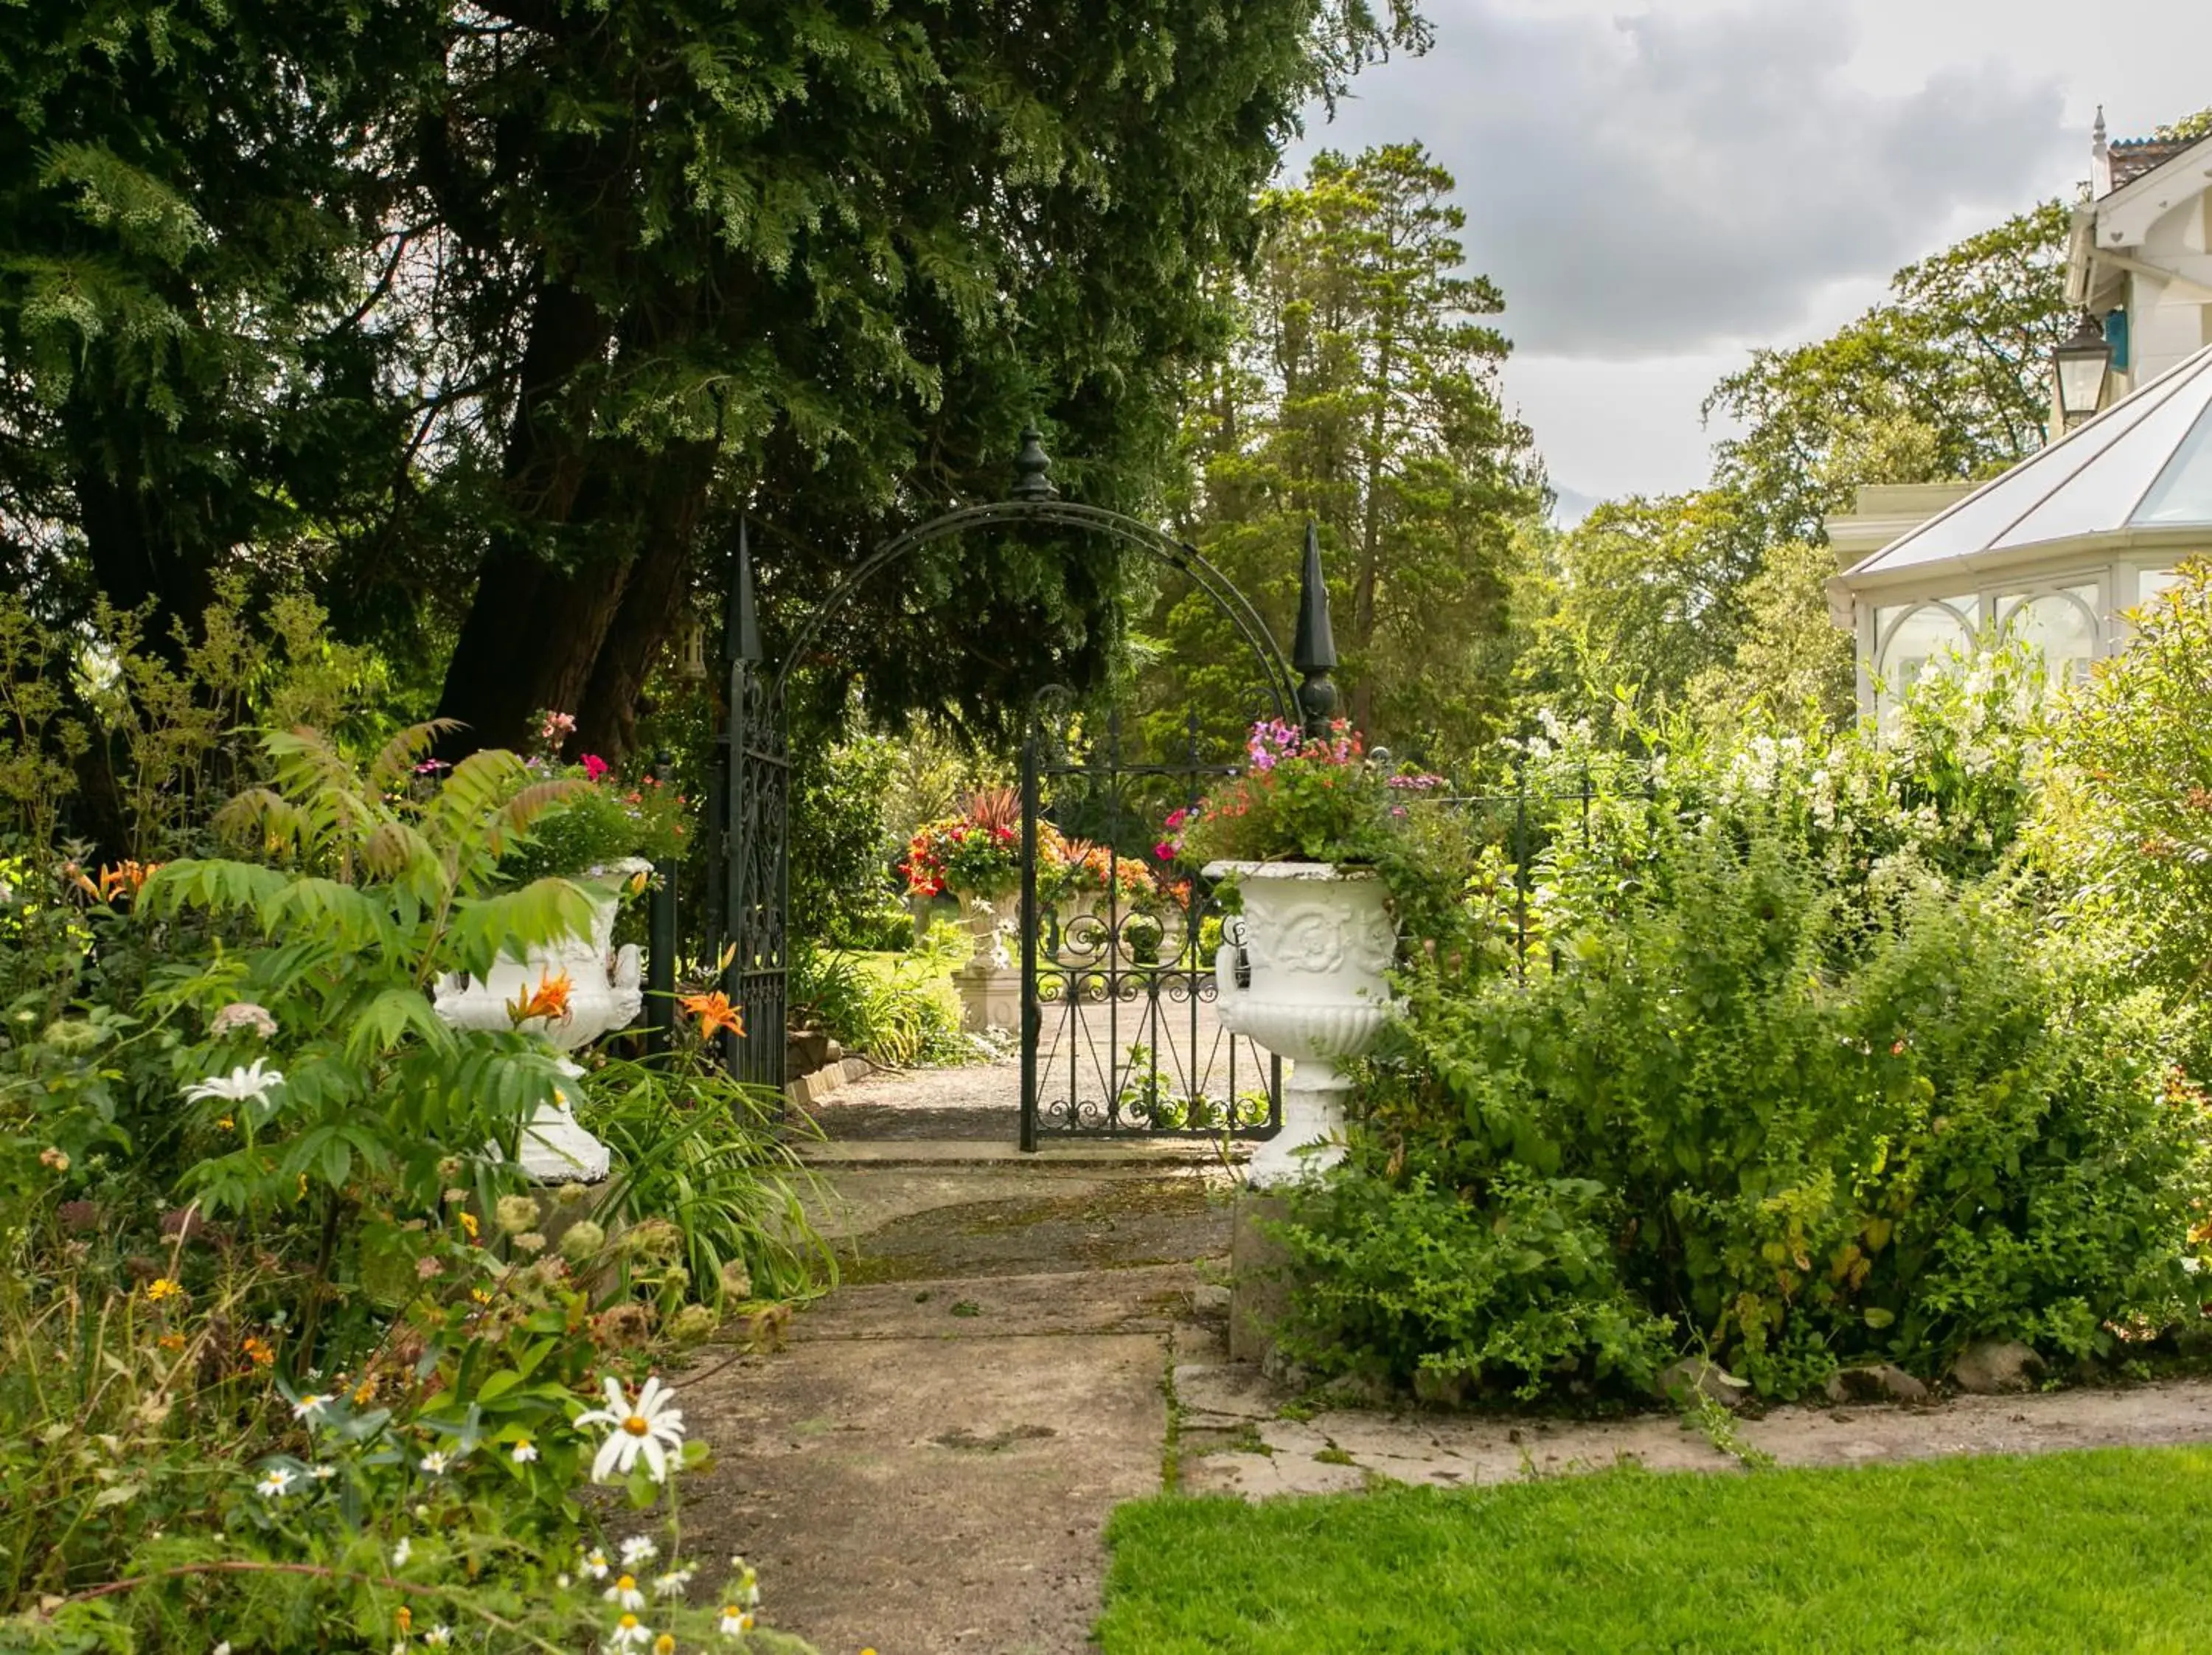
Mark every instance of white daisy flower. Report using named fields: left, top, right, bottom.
left=419, top=1450, right=451, bottom=1476
left=576, top=1375, right=686, bottom=1484
left=652, top=1566, right=695, bottom=1598
left=423, top=1628, right=451, bottom=1648
left=308, top=1464, right=336, bottom=1481
left=580, top=1546, right=612, bottom=1581
left=255, top=1467, right=295, bottom=1499
left=291, top=1392, right=331, bottom=1421
left=619, top=1536, right=659, bottom=1566
left=718, top=1606, right=754, bottom=1637
left=184, top=1059, right=284, bottom=1107
left=608, top=1612, right=653, bottom=1650
left=510, top=1437, right=538, bottom=1464
left=392, top=1537, right=411, bottom=1567
left=605, top=1573, right=647, bottom=1611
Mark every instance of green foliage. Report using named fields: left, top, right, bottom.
left=1284, top=681, right=2210, bottom=1402
left=790, top=727, right=902, bottom=948
left=1157, top=142, right=1541, bottom=760
left=2042, top=559, right=2212, bottom=1038
left=580, top=1055, right=834, bottom=1304
left=1278, top=1169, right=1672, bottom=1397
left=790, top=940, right=970, bottom=1069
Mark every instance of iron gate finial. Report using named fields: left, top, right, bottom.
left=1293, top=520, right=1339, bottom=735
left=729, top=518, right=763, bottom=666
left=1010, top=426, right=1059, bottom=502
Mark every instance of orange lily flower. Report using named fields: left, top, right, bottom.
left=679, top=990, right=745, bottom=1040
left=507, top=969, right=574, bottom=1026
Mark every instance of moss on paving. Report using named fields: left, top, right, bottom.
left=837, top=1178, right=1225, bottom=1285
left=1099, top=1446, right=2212, bottom=1652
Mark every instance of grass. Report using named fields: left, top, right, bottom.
left=1099, top=1447, right=2212, bottom=1653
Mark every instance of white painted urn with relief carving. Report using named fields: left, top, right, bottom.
left=432, top=859, right=651, bottom=1183
left=1206, top=861, right=1397, bottom=1185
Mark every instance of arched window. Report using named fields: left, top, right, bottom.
left=1874, top=600, right=1973, bottom=724
left=1997, top=586, right=2100, bottom=691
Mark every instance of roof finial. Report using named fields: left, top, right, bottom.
left=2093, top=105, right=2108, bottom=158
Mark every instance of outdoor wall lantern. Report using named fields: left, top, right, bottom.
left=2054, top=310, right=2115, bottom=428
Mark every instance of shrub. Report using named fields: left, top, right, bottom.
left=1282, top=716, right=2211, bottom=1402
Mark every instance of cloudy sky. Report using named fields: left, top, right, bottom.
left=1296, top=0, right=2212, bottom=517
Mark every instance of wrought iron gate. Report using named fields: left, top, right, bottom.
left=717, top=430, right=1337, bottom=1142
left=1018, top=701, right=1284, bottom=1148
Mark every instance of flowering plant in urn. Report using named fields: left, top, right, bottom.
left=1166, top=719, right=1451, bottom=1183
left=900, top=786, right=1023, bottom=972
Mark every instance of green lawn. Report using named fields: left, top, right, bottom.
left=1099, top=1448, right=2212, bottom=1653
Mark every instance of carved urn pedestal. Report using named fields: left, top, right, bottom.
left=432, top=860, right=649, bottom=1182
left=950, top=890, right=1021, bottom=1035
left=1208, top=861, right=1397, bottom=1361
left=1206, top=861, right=1397, bottom=1185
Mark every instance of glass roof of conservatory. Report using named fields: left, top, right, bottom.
left=1849, top=342, right=2212, bottom=576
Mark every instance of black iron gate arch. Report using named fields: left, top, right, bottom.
left=714, top=429, right=1340, bottom=1148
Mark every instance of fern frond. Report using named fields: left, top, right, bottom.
left=367, top=720, right=464, bottom=791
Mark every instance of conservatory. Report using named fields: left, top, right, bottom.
left=1829, top=341, right=2212, bottom=724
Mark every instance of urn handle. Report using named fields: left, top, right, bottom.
left=1215, top=915, right=1251, bottom=1025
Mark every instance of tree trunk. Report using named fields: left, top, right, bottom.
left=434, top=278, right=614, bottom=751
left=574, top=440, right=717, bottom=760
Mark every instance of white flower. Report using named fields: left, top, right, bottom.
left=577, top=1375, right=686, bottom=1484
left=556, top=1572, right=572, bottom=1589
left=255, top=1466, right=295, bottom=1499
left=213, top=1644, right=232, bottom=1655
left=605, top=1573, right=647, bottom=1611
left=423, top=1628, right=451, bottom=1648
left=608, top=1613, right=653, bottom=1650
left=510, top=1437, right=538, bottom=1464
left=184, top=1059, right=284, bottom=1107
left=719, top=1606, right=755, bottom=1637
left=392, top=1537, right=411, bottom=1567
left=619, top=1536, right=659, bottom=1567
left=420, top=1450, right=452, bottom=1476
left=309, top=1463, right=336, bottom=1482
left=580, top=1545, right=611, bottom=1580
left=291, top=1392, right=331, bottom=1421
left=652, top=1566, right=695, bottom=1598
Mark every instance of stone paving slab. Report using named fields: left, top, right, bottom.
left=1172, top=1363, right=2212, bottom=1499
left=799, top=1138, right=1247, bottom=1167
left=793, top=1263, right=1205, bottom=1343
left=682, top=1329, right=1166, bottom=1655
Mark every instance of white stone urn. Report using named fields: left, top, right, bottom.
left=956, top=888, right=1020, bottom=971
left=1206, top=861, right=1397, bottom=1185
left=432, top=858, right=650, bottom=1182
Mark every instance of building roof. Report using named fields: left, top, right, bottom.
left=2107, top=136, right=2200, bottom=193
left=1842, top=342, right=2212, bottom=581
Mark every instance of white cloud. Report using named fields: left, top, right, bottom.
left=1307, top=0, right=2073, bottom=358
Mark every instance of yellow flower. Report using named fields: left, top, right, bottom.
left=470, top=1287, right=493, bottom=1305
left=157, top=1332, right=186, bottom=1353
left=241, top=1336, right=276, bottom=1368
left=216, top=1116, right=234, bottom=1131
left=145, top=1277, right=183, bottom=1303
left=458, top=1210, right=479, bottom=1240
left=653, top=1637, right=675, bottom=1655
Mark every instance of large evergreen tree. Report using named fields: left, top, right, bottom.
left=1, top=0, right=1430, bottom=756
left=1157, top=142, right=1539, bottom=763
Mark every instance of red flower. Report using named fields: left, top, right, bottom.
left=581, top=753, right=611, bottom=782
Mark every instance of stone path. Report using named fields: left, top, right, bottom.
left=678, top=1061, right=2212, bottom=1655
